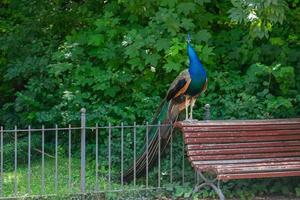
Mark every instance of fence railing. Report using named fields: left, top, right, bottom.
left=0, top=105, right=211, bottom=198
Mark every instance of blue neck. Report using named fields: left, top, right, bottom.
left=187, top=43, right=206, bottom=81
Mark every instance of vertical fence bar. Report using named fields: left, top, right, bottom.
left=68, top=124, right=72, bottom=192
left=95, top=123, right=99, bottom=192
left=0, top=126, right=3, bottom=197
left=55, top=125, right=58, bottom=193
left=80, top=108, right=86, bottom=193
left=42, top=125, right=45, bottom=194
left=108, top=123, right=111, bottom=190
left=27, top=125, right=31, bottom=194
left=146, top=122, right=149, bottom=188
left=170, top=129, right=173, bottom=184
left=158, top=122, right=161, bottom=188
left=121, top=122, right=124, bottom=189
left=182, top=138, right=185, bottom=184
left=14, top=126, right=17, bottom=195
left=133, top=122, right=136, bottom=187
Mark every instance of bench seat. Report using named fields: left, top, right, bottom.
left=175, top=118, right=300, bottom=182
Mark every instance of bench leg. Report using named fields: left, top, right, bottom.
left=193, top=172, right=225, bottom=200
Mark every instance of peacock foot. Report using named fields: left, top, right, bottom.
left=183, top=118, right=198, bottom=123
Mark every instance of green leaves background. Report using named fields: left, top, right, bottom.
left=1, top=0, right=299, bottom=127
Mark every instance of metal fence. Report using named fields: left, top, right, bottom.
left=0, top=108, right=207, bottom=199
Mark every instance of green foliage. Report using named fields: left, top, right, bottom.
left=296, top=185, right=300, bottom=197
left=0, top=0, right=300, bottom=198
left=1, top=0, right=299, bottom=127
left=229, top=0, right=288, bottom=38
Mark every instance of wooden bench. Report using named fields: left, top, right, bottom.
left=175, top=118, right=300, bottom=200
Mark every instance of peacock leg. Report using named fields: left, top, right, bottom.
left=185, top=96, right=189, bottom=120
left=190, top=98, right=196, bottom=119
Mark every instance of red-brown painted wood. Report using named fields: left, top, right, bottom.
left=195, top=164, right=300, bottom=175
left=187, top=146, right=300, bottom=156
left=195, top=161, right=300, bottom=171
left=189, top=151, right=300, bottom=161
left=185, top=135, right=300, bottom=144
left=184, top=129, right=300, bottom=138
left=217, top=171, right=300, bottom=181
left=192, top=157, right=300, bottom=165
left=216, top=164, right=300, bottom=174
left=176, top=118, right=300, bottom=181
left=187, top=141, right=300, bottom=150
left=174, top=118, right=300, bottom=128
left=182, top=124, right=300, bottom=132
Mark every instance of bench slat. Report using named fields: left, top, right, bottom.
left=182, top=124, right=300, bottom=132
left=187, top=141, right=300, bottom=150
left=196, top=161, right=300, bottom=171
left=188, top=146, right=300, bottom=156
left=216, top=164, right=300, bottom=174
left=185, top=135, right=300, bottom=144
left=192, top=157, right=300, bottom=165
left=218, top=171, right=300, bottom=180
left=184, top=129, right=300, bottom=138
left=189, top=151, right=300, bottom=161
left=175, top=119, right=300, bottom=127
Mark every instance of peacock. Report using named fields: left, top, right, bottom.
left=123, top=34, right=208, bottom=182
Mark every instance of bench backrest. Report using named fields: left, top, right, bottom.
left=175, top=118, right=300, bottom=180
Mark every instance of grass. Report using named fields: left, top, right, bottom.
left=2, top=156, right=110, bottom=198
left=1, top=154, right=181, bottom=199
left=2, top=156, right=300, bottom=200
